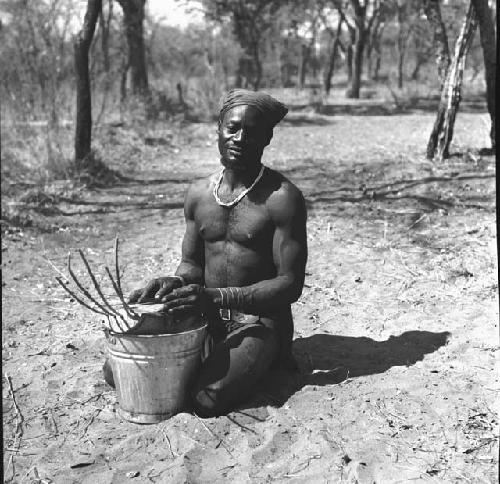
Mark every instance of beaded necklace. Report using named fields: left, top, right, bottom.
left=213, top=165, right=265, bottom=208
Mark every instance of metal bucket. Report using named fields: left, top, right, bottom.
left=106, top=323, right=207, bottom=424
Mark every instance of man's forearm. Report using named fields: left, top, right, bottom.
left=204, top=275, right=303, bottom=316
left=175, top=261, right=204, bottom=286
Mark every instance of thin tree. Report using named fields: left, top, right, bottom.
left=116, top=0, right=149, bottom=97
left=94, top=0, right=113, bottom=125
left=366, top=9, right=385, bottom=80
left=299, top=12, right=320, bottom=88
left=421, top=0, right=451, bottom=88
left=471, top=0, right=496, bottom=150
left=203, top=0, right=287, bottom=90
left=322, top=14, right=345, bottom=94
left=74, top=0, right=102, bottom=168
left=410, top=21, right=435, bottom=81
left=395, top=0, right=417, bottom=89
left=427, top=2, right=478, bottom=160
left=333, top=0, right=382, bottom=98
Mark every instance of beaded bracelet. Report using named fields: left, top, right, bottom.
left=217, top=287, right=243, bottom=309
left=217, top=288, right=225, bottom=307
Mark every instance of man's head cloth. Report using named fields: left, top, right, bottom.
left=219, top=89, right=288, bottom=129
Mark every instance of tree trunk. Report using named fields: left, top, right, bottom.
left=117, top=0, right=148, bottom=97
left=350, top=24, right=367, bottom=98
left=396, top=6, right=406, bottom=89
left=252, top=42, right=262, bottom=90
left=348, top=3, right=367, bottom=99
left=346, top=42, right=353, bottom=81
left=411, top=53, right=426, bottom=80
left=235, top=56, right=245, bottom=88
left=397, top=49, right=405, bottom=88
left=350, top=33, right=364, bottom=98
left=472, top=0, right=496, bottom=150
left=373, top=52, right=381, bottom=80
left=371, top=24, right=384, bottom=80
left=299, top=43, right=309, bottom=88
left=96, top=0, right=113, bottom=125
left=422, top=0, right=451, bottom=88
left=74, top=0, right=101, bottom=168
left=324, top=17, right=344, bottom=95
left=324, top=38, right=341, bottom=95
left=366, top=17, right=381, bottom=79
left=427, top=3, right=478, bottom=160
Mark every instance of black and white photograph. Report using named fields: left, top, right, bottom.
left=1, top=0, right=497, bottom=482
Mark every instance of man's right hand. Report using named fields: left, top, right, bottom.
left=127, top=277, right=184, bottom=304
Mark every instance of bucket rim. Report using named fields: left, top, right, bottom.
left=108, top=322, right=207, bottom=339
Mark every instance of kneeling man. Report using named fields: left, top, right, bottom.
left=126, top=89, right=308, bottom=416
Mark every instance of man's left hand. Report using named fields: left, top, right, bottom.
left=161, top=284, right=207, bottom=317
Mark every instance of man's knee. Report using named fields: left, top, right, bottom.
left=191, top=386, right=226, bottom=417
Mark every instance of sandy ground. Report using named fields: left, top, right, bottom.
left=2, top=111, right=498, bottom=483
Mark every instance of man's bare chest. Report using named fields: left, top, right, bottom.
left=195, top=197, right=274, bottom=247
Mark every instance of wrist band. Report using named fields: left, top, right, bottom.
left=227, top=287, right=235, bottom=306
left=217, top=288, right=225, bottom=307
left=216, top=287, right=244, bottom=309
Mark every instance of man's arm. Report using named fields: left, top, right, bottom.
left=128, top=182, right=205, bottom=303
left=174, top=183, right=205, bottom=286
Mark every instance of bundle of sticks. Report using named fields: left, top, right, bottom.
left=55, top=238, right=139, bottom=333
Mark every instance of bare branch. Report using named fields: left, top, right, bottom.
left=105, top=267, right=140, bottom=321
left=114, top=237, right=123, bottom=297
left=77, top=249, right=130, bottom=325
left=55, top=276, right=113, bottom=317
left=67, top=252, right=116, bottom=316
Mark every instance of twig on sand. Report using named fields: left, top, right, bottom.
left=5, top=375, right=25, bottom=428
left=193, top=413, right=234, bottom=458
left=390, top=248, right=421, bottom=278
left=225, top=414, right=257, bottom=434
left=4, top=373, right=25, bottom=480
left=282, top=454, right=322, bottom=478
left=4, top=448, right=38, bottom=456
left=40, top=255, right=69, bottom=281
left=407, top=213, right=427, bottom=230
left=157, top=425, right=176, bottom=458
left=19, top=465, right=43, bottom=484
left=79, top=408, right=102, bottom=439
left=234, top=410, right=267, bottom=423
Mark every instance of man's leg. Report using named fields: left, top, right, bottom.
left=191, top=320, right=280, bottom=417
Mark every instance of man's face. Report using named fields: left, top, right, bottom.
left=218, top=105, right=272, bottom=172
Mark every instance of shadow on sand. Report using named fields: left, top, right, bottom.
left=292, top=330, right=450, bottom=385
left=241, top=330, right=450, bottom=412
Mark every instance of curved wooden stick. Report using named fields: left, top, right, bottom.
left=114, top=237, right=123, bottom=297
left=67, top=252, right=118, bottom=319
left=105, top=267, right=140, bottom=321
left=77, top=249, right=130, bottom=329
left=55, top=276, right=113, bottom=317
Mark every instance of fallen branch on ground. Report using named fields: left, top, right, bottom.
left=4, top=373, right=26, bottom=480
